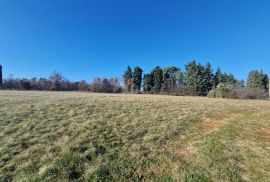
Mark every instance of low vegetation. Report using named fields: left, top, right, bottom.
left=1, top=91, right=270, bottom=181
left=208, top=83, right=268, bottom=100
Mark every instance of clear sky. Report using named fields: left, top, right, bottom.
left=0, top=0, right=270, bottom=82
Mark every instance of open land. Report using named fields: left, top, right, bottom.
left=0, top=91, right=270, bottom=181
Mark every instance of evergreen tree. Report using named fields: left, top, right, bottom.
left=186, top=61, right=200, bottom=95
left=223, top=73, right=237, bottom=84
left=143, top=74, right=154, bottom=93
left=214, top=67, right=223, bottom=87
left=176, top=68, right=185, bottom=87
left=263, top=74, right=268, bottom=90
left=185, top=61, right=213, bottom=96
left=247, top=70, right=268, bottom=90
left=133, top=66, right=143, bottom=92
left=204, top=62, right=214, bottom=91
left=162, top=67, right=181, bottom=92
left=123, top=66, right=133, bottom=92
left=151, top=66, right=163, bottom=93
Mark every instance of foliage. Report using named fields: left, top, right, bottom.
left=185, top=61, right=213, bottom=96
left=123, top=66, right=133, bottom=92
left=208, top=83, right=269, bottom=100
left=223, top=73, right=237, bottom=84
left=143, top=74, right=154, bottom=93
left=151, top=66, right=163, bottom=93
left=211, top=70, right=269, bottom=100
left=207, top=83, right=230, bottom=98
left=162, top=67, right=183, bottom=92
left=205, top=62, right=215, bottom=91
left=207, top=90, right=216, bottom=98
left=214, top=67, right=223, bottom=87
left=214, top=67, right=239, bottom=87
left=247, top=70, right=268, bottom=90
left=133, top=66, right=143, bottom=92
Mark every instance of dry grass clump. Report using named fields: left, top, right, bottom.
left=0, top=91, right=270, bottom=181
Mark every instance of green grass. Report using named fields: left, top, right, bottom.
left=0, top=91, right=270, bottom=181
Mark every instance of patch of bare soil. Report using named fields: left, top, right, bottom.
left=257, top=128, right=270, bottom=143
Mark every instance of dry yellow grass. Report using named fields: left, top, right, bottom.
left=0, top=91, right=270, bottom=181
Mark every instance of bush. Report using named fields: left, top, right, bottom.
left=162, top=87, right=194, bottom=96
left=207, top=90, right=216, bottom=98
left=231, top=88, right=268, bottom=100
left=208, top=83, right=231, bottom=98
left=169, top=92, right=182, bottom=96
left=208, top=83, right=269, bottom=100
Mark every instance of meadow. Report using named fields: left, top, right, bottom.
left=0, top=91, right=270, bottom=182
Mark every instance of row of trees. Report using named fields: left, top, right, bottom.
left=1, top=71, right=89, bottom=91
left=123, top=61, right=244, bottom=96
left=0, top=71, right=122, bottom=93
left=1, top=61, right=269, bottom=99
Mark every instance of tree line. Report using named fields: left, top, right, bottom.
left=123, top=61, right=269, bottom=99
left=0, top=71, right=89, bottom=91
left=123, top=61, right=241, bottom=95
left=0, top=61, right=269, bottom=99
left=0, top=71, right=122, bottom=93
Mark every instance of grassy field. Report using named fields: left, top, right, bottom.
left=0, top=91, right=270, bottom=182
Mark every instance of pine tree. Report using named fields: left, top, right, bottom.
left=151, top=66, right=163, bottom=93
left=176, top=68, right=185, bottom=87
left=186, top=61, right=200, bottom=95
left=185, top=61, right=213, bottom=96
left=204, top=62, right=214, bottom=91
left=123, top=66, right=133, bottom=92
left=143, top=74, right=154, bottom=93
left=162, top=67, right=181, bottom=92
left=263, top=74, right=268, bottom=90
left=247, top=70, right=268, bottom=90
left=133, top=66, right=143, bottom=92
left=223, top=73, right=237, bottom=84
left=214, top=67, right=223, bottom=87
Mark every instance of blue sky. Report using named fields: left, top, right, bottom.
left=0, top=0, right=270, bottom=82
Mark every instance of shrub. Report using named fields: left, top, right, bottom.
left=207, top=90, right=216, bottom=98
left=208, top=83, right=269, bottom=100
left=208, top=83, right=231, bottom=98
left=231, top=88, right=268, bottom=100
left=169, top=92, right=182, bottom=96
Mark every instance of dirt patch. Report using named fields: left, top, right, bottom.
left=199, top=117, right=228, bottom=134
left=200, top=113, right=243, bottom=133
left=257, top=128, right=270, bottom=143
left=165, top=140, right=199, bottom=159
